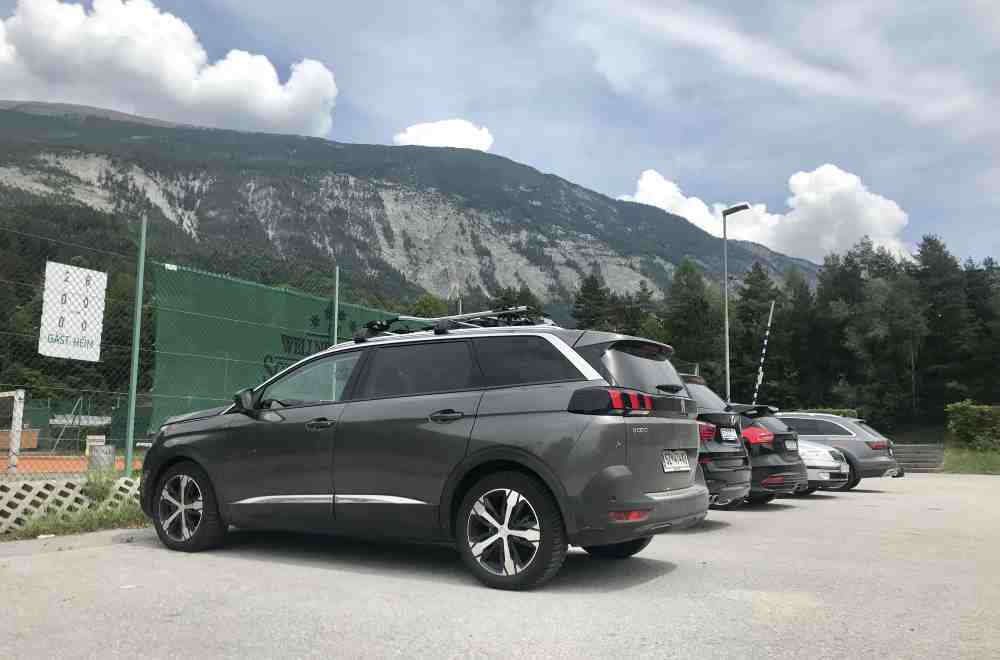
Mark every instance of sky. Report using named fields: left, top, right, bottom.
left=1, top=0, right=998, bottom=263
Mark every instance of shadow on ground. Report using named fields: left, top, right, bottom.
left=669, top=518, right=731, bottom=535
left=736, top=501, right=798, bottom=512
left=144, top=528, right=677, bottom=593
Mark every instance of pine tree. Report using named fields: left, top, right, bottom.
left=732, top=263, right=780, bottom=402
left=571, top=272, right=610, bottom=330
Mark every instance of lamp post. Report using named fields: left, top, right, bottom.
left=722, top=203, right=750, bottom=403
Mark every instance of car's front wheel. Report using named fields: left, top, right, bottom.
left=457, top=471, right=567, bottom=590
left=830, top=454, right=861, bottom=491
left=583, top=537, right=653, bottom=559
left=153, top=461, right=227, bottom=552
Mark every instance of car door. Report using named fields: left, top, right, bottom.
left=334, top=339, right=482, bottom=540
left=224, top=349, right=364, bottom=530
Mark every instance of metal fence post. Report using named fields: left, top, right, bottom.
left=124, top=214, right=148, bottom=478
left=333, top=265, right=340, bottom=344
left=5, top=389, right=24, bottom=473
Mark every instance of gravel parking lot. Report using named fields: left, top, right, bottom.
left=2, top=473, right=998, bottom=659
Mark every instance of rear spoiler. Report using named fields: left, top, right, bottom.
left=728, top=403, right=779, bottom=417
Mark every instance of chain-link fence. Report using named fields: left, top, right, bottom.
left=0, top=220, right=403, bottom=483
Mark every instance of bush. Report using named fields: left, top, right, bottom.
left=945, top=400, right=1000, bottom=450
left=80, top=470, right=117, bottom=502
left=799, top=408, right=860, bottom=418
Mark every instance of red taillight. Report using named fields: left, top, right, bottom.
left=568, top=387, right=655, bottom=416
left=741, top=426, right=775, bottom=445
left=761, top=475, right=785, bottom=486
left=609, top=510, right=650, bottom=523
left=866, top=440, right=888, bottom=450
left=698, top=421, right=717, bottom=443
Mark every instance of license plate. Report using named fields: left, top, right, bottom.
left=661, top=449, right=691, bottom=473
left=720, top=428, right=739, bottom=442
left=785, top=439, right=798, bottom=451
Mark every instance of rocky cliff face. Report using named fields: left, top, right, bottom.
left=0, top=104, right=817, bottom=305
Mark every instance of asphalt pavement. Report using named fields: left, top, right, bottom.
left=2, top=473, right=998, bottom=659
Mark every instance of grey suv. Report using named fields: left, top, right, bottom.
left=140, top=325, right=709, bottom=590
left=775, top=413, right=901, bottom=491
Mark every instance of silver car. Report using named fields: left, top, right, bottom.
left=775, top=413, right=901, bottom=491
left=794, top=439, right=850, bottom=494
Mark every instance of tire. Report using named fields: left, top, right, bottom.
left=584, top=536, right=653, bottom=559
left=830, top=454, right=862, bottom=491
left=746, top=493, right=776, bottom=505
left=456, top=471, right=567, bottom=591
left=152, top=461, right=227, bottom=552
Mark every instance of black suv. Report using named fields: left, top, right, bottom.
left=679, top=374, right=751, bottom=509
left=141, top=326, right=709, bottom=590
left=735, top=406, right=807, bottom=504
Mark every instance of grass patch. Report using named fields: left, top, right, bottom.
left=941, top=447, right=1000, bottom=475
left=2, top=499, right=149, bottom=542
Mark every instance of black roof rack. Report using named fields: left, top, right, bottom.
left=361, top=306, right=550, bottom=338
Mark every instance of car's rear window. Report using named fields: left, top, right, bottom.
left=857, top=422, right=887, bottom=439
left=579, top=341, right=683, bottom=394
left=472, top=336, right=581, bottom=387
left=685, top=382, right=728, bottom=412
left=752, top=416, right=795, bottom=434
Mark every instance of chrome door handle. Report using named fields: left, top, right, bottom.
left=305, top=418, right=336, bottom=431
left=428, top=409, right=464, bottom=423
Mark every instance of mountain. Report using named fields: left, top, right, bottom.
left=0, top=102, right=817, bottom=316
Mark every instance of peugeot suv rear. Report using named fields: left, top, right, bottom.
left=140, top=325, right=708, bottom=591
left=678, top=374, right=751, bottom=509
left=734, top=406, right=807, bottom=504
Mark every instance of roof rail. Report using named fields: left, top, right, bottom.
left=362, top=306, right=547, bottom=338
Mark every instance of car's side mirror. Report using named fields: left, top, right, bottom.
left=233, top=387, right=255, bottom=413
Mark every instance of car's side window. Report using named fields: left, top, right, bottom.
left=260, top=351, right=362, bottom=408
left=782, top=418, right=816, bottom=435
left=813, top=419, right=852, bottom=436
left=359, top=341, right=477, bottom=399
left=472, top=336, right=582, bottom=387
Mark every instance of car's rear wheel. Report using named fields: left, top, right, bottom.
left=457, top=471, right=567, bottom=590
left=830, top=454, right=861, bottom=491
left=796, top=487, right=818, bottom=496
left=153, top=462, right=226, bottom=552
left=583, top=536, right=653, bottom=559
left=746, top=493, right=776, bottom=505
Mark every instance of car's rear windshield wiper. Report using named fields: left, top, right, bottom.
left=655, top=384, right=684, bottom=393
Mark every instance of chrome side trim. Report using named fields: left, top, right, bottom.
left=335, top=494, right=429, bottom=505
left=232, top=494, right=333, bottom=505
left=232, top=494, right=429, bottom=506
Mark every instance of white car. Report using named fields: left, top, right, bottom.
left=794, top=439, right=850, bottom=494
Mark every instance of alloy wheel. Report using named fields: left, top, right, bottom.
left=466, top=488, right=541, bottom=577
left=158, top=474, right=204, bottom=543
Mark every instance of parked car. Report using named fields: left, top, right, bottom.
left=679, top=374, right=752, bottom=509
left=734, top=405, right=808, bottom=504
left=141, top=322, right=709, bottom=590
left=794, top=439, right=850, bottom=494
left=776, top=412, right=901, bottom=491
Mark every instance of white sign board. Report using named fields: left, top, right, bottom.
left=37, top=261, right=108, bottom=362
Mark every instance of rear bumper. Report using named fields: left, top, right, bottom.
left=703, top=463, right=751, bottom=505
left=857, top=455, right=901, bottom=479
left=750, top=460, right=807, bottom=495
left=569, top=481, right=709, bottom=547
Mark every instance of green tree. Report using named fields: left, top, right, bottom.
left=915, top=235, right=970, bottom=421
left=491, top=284, right=544, bottom=317
left=409, top=293, right=448, bottom=318
left=732, top=263, right=781, bottom=402
left=571, top=272, right=610, bottom=330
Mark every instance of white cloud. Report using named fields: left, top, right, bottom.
left=393, top=119, right=494, bottom=151
left=0, top=0, right=337, bottom=136
left=620, top=164, right=909, bottom=262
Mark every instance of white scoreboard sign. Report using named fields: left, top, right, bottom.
left=37, top=261, right=108, bottom=363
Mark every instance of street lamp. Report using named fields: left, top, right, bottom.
left=722, top=202, right=751, bottom=403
